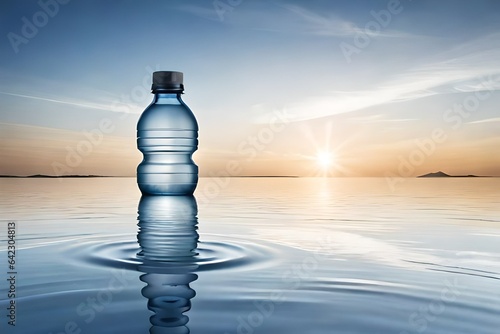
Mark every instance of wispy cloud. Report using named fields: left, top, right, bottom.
left=282, top=4, right=415, bottom=38
left=368, top=118, right=419, bottom=123
left=348, top=114, right=385, bottom=122
left=0, top=91, right=111, bottom=111
left=468, top=117, right=500, bottom=124
left=178, top=2, right=415, bottom=38
left=176, top=4, right=220, bottom=21
left=0, top=91, right=140, bottom=114
left=255, top=33, right=500, bottom=122
left=280, top=4, right=357, bottom=37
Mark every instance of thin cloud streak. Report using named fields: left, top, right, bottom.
left=368, top=118, right=419, bottom=123
left=282, top=4, right=417, bottom=38
left=178, top=2, right=416, bottom=38
left=468, top=117, right=500, bottom=124
left=0, top=91, right=139, bottom=114
left=176, top=4, right=220, bottom=21
left=256, top=33, right=500, bottom=123
left=282, top=4, right=357, bottom=37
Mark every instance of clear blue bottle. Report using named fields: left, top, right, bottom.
left=137, top=71, right=198, bottom=195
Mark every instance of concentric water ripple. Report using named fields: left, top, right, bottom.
left=67, top=235, right=280, bottom=273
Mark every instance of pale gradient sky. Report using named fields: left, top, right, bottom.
left=1, top=0, right=500, bottom=177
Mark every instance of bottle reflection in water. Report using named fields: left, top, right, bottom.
left=137, top=195, right=199, bottom=334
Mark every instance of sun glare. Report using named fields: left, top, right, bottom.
left=317, top=151, right=334, bottom=169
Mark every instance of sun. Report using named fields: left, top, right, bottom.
left=316, top=151, right=335, bottom=169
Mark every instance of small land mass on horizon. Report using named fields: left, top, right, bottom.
left=418, top=171, right=488, bottom=178
left=0, top=174, right=111, bottom=178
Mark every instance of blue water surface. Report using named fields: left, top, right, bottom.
left=0, top=177, right=499, bottom=334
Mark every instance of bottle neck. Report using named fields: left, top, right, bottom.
left=152, top=93, right=183, bottom=104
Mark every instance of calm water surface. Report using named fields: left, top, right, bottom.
left=0, top=177, right=499, bottom=333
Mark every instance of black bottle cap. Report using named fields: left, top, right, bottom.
left=152, top=71, right=184, bottom=92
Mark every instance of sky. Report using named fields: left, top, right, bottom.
left=1, top=0, right=500, bottom=177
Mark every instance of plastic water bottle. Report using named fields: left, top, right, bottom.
left=137, top=71, right=198, bottom=195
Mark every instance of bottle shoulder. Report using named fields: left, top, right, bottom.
left=137, top=103, right=198, bottom=131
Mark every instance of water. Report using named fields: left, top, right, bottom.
left=0, top=177, right=499, bottom=333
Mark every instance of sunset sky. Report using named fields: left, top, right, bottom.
left=1, top=0, right=500, bottom=177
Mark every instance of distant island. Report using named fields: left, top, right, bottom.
left=418, top=171, right=485, bottom=178
left=0, top=174, right=112, bottom=178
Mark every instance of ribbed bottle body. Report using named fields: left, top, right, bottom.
left=137, top=94, right=198, bottom=195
